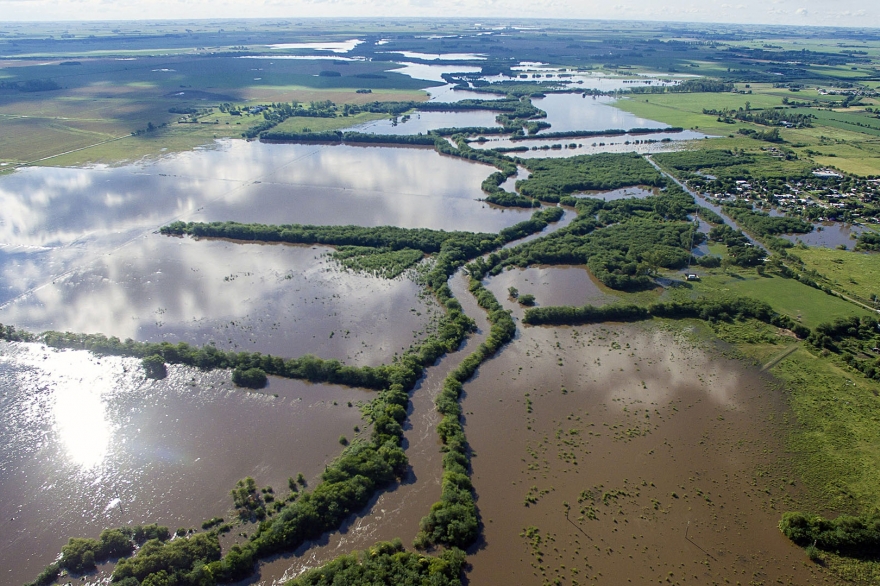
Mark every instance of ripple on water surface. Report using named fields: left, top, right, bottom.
left=0, top=342, right=375, bottom=585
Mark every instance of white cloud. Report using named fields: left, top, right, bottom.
left=0, top=0, right=876, bottom=26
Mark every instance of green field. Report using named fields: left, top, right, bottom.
left=615, top=89, right=880, bottom=176
left=793, top=247, right=880, bottom=307
left=688, top=270, right=871, bottom=329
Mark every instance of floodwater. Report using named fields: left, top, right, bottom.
left=237, top=270, right=490, bottom=585
left=533, top=95, right=667, bottom=134
left=381, top=51, right=487, bottom=61
left=570, top=186, right=657, bottom=201
left=344, top=110, right=501, bottom=135
left=783, top=221, right=864, bottom=249
left=0, top=140, right=533, bottom=307
left=0, top=239, right=438, bottom=366
left=472, top=131, right=706, bottom=159
left=228, top=205, right=577, bottom=586
left=1, top=83, right=814, bottom=586
left=267, top=40, right=363, bottom=53
left=484, top=265, right=616, bottom=320
left=461, top=323, right=822, bottom=585
left=0, top=342, right=374, bottom=586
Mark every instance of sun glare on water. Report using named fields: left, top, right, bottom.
left=19, top=347, right=117, bottom=469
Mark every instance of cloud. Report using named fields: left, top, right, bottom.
left=796, top=7, right=808, bottom=16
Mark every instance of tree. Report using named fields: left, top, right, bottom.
left=142, top=355, right=167, bottom=379
left=232, top=367, right=267, bottom=389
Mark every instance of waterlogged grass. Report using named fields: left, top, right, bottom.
left=792, top=247, right=880, bottom=307
left=689, top=270, right=870, bottom=329
left=773, top=349, right=880, bottom=512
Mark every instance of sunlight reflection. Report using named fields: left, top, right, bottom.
left=17, top=347, right=115, bottom=468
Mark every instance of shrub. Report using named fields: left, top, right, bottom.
left=232, top=367, right=268, bottom=389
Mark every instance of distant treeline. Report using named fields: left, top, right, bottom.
left=161, top=221, right=495, bottom=255
left=0, top=78, right=61, bottom=92
left=522, top=296, right=810, bottom=338
left=628, top=79, right=734, bottom=94
left=704, top=107, right=813, bottom=128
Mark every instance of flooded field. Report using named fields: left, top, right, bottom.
left=0, top=342, right=373, bottom=586
left=461, top=323, right=821, bottom=585
left=0, top=140, right=533, bottom=307
left=237, top=271, right=491, bottom=585
left=783, top=221, right=864, bottom=249
left=0, top=72, right=815, bottom=586
left=0, top=238, right=437, bottom=365
left=484, top=265, right=616, bottom=320
left=344, top=110, right=501, bottom=135
left=472, top=130, right=706, bottom=158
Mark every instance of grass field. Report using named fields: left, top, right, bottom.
left=687, top=270, right=871, bottom=329
left=615, top=89, right=880, bottom=176
left=792, top=247, right=880, bottom=307
left=0, top=55, right=435, bottom=165
left=773, top=348, right=880, bottom=512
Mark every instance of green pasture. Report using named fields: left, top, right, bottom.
left=792, top=247, right=880, bottom=306
left=689, top=270, right=870, bottom=329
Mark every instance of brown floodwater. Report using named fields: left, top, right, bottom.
left=0, top=237, right=438, bottom=367
left=235, top=269, right=491, bottom=585
left=461, top=323, right=822, bottom=585
left=0, top=342, right=375, bottom=586
left=484, top=265, right=616, bottom=321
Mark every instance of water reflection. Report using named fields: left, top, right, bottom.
left=344, top=110, right=500, bottom=135
left=267, top=40, right=363, bottom=53
left=783, top=222, right=864, bottom=248
left=0, top=238, right=437, bottom=366
left=0, top=141, right=532, bottom=308
left=533, top=94, right=664, bottom=133
left=0, top=342, right=374, bottom=585
left=472, top=131, right=705, bottom=158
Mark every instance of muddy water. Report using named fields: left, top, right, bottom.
left=0, top=238, right=437, bottom=366
left=484, top=265, right=616, bottom=321
left=783, top=221, right=864, bottom=248
left=0, top=342, right=373, bottom=586
left=462, top=323, right=820, bottom=585
left=237, top=270, right=491, bottom=585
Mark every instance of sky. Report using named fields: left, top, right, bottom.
left=0, top=0, right=877, bottom=28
